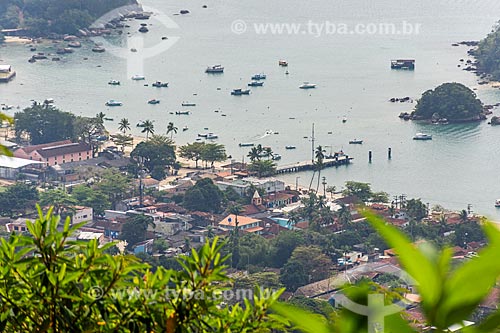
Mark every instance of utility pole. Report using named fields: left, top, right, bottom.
left=311, top=123, right=315, bottom=163
left=295, top=176, right=300, bottom=191
left=322, top=176, right=327, bottom=197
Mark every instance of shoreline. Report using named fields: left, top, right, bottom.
left=2, top=36, right=33, bottom=44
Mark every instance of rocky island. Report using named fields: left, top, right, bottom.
left=399, top=82, right=486, bottom=123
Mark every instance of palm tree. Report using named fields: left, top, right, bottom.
left=247, top=147, right=261, bottom=162
left=96, top=112, right=106, bottom=125
left=326, top=185, right=336, bottom=199
left=140, top=120, right=155, bottom=140
left=309, top=145, right=325, bottom=192
left=459, top=209, right=468, bottom=223
left=262, top=147, right=273, bottom=160
left=118, top=118, right=131, bottom=134
left=166, top=122, right=178, bottom=140
left=337, top=203, right=352, bottom=229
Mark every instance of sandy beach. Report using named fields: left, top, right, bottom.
left=3, top=36, right=33, bottom=44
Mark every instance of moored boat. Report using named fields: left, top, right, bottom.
left=152, top=81, right=168, bottom=87
left=239, top=143, right=254, bottom=147
left=108, top=80, right=120, bottom=85
left=495, top=199, right=500, bottom=208
left=299, top=82, right=316, bottom=89
left=92, top=46, right=105, bottom=53
left=131, top=75, right=145, bottom=80
left=68, top=41, right=81, bottom=48
left=349, top=139, right=363, bottom=144
left=105, top=100, right=123, bottom=106
left=248, top=81, right=264, bottom=87
left=148, top=99, right=160, bottom=104
left=251, top=73, right=267, bottom=80
left=181, top=102, right=196, bottom=106
left=279, top=60, right=288, bottom=66
left=176, top=111, right=190, bottom=115
left=206, top=133, right=218, bottom=139
left=231, top=89, right=250, bottom=95
left=139, top=25, right=149, bottom=33
left=205, top=65, right=224, bottom=73
left=413, top=133, right=432, bottom=140
left=183, top=126, right=189, bottom=131
left=285, top=145, right=296, bottom=150
left=272, top=154, right=282, bottom=160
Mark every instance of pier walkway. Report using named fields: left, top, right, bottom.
left=276, top=155, right=352, bottom=174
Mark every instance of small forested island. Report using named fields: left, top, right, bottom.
left=471, top=22, right=500, bottom=80
left=0, top=0, right=137, bottom=36
left=400, top=82, right=485, bottom=123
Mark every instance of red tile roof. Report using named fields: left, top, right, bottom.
left=18, top=140, right=72, bottom=154
left=37, top=142, right=92, bottom=158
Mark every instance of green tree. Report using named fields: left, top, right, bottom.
left=96, top=169, right=131, bottom=209
left=271, top=230, right=304, bottom=267
left=413, top=82, right=483, bottom=121
left=110, top=133, right=133, bottom=153
left=343, top=181, right=373, bottom=202
left=405, top=198, right=428, bottom=221
left=120, top=213, right=155, bottom=248
left=14, top=103, right=76, bottom=144
left=473, top=25, right=500, bottom=80
left=371, top=191, right=390, bottom=203
left=201, top=143, right=227, bottom=168
left=166, top=121, right=178, bottom=140
left=118, top=118, right=131, bottom=134
left=179, top=142, right=205, bottom=168
left=71, top=185, right=110, bottom=217
left=247, top=159, right=277, bottom=177
left=130, top=135, right=176, bottom=180
left=183, top=178, right=224, bottom=213
left=0, top=182, right=39, bottom=217
left=139, top=119, right=155, bottom=140
left=39, top=188, right=77, bottom=215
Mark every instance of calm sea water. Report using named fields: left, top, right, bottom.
left=1, top=0, right=500, bottom=217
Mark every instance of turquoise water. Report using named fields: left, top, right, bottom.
left=1, top=0, right=500, bottom=217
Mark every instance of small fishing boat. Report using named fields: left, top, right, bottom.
left=205, top=65, right=224, bottom=73
left=198, top=133, right=208, bottom=138
left=239, top=143, right=254, bottom=147
left=285, top=70, right=289, bottom=75
left=285, top=145, right=296, bottom=150
left=342, top=117, right=347, bottom=123
left=349, top=139, right=363, bottom=144
left=67, top=41, right=81, bottom=48
left=495, top=199, right=500, bottom=208
left=104, top=117, right=114, bottom=121
left=206, top=133, right=218, bottom=139
left=63, top=48, right=74, bottom=54
left=131, top=75, right=145, bottom=80
left=139, top=26, right=149, bottom=33
left=152, top=81, right=168, bottom=87
left=108, top=80, right=120, bottom=85
left=183, top=126, right=189, bottom=131
left=180, top=9, right=190, bottom=14
left=279, top=60, right=288, bottom=66
left=105, top=100, right=123, bottom=106
left=413, top=133, right=432, bottom=141
left=251, top=74, right=267, bottom=80
left=231, top=89, right=250, bottom=95
left=44, top=98, right=54, bottom=104
left=272, top=154, right=282, bottom=160
left=176, top=111, right=190, bottom=115
left=148, top=99, right=160, bottom=104
left=92, top=46, right=105, bottom=53
left=248, top=81, right=264, bottom=87
left=181, top=102, right=196, bottom=106
left=299, top=82, right=316, bottom=89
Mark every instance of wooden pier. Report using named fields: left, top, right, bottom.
left=276, top=155, right=353, bottom=174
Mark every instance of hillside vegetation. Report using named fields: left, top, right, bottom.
left=472, top=22, right=500, bottom=80
left=0, top=0, right=137, bottom=36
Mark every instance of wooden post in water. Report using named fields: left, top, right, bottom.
left=388, top=148, right=392, bottom=159
left=368, top=151, right=372, bottom=163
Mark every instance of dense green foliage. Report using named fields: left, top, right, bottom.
left=473, top=23, right=500, bottom=80
left=130, top=135, right=176, bottom=180
left=183, top=178, right=224, bottom=213
left=0, top=208, right=286, bottom=332
left=178, top=142, right=227, bottom=169
left=413, top=83, right=483, bottom=121
left=119, top=213, right=155, bottom=248
left=0, top=0, right=137, bottom=35
left=15, top=103, right=75, bottom=144
left=0, top=183, right=38, bottom=216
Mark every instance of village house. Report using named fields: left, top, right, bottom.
left=72, top=206, right=93, bottom=224
left=218, top=214, right=263, bottom=234
left=14, top=140, right=93, bottom=166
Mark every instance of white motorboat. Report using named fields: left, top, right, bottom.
left=413, top=133, right=432, bottom=140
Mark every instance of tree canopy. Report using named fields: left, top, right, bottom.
left=473, top=23, right=500, bottom=80
left=130, top=135, right=176, bottom=180
left=183, top=178, right=224, bottom=213
left=14, top=103, right=76, bottom=144
left=0, top=0, right=137, bottom=35
left=413, top=82, right=483, bottom=121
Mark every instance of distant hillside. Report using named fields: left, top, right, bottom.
left=0, top=0, right=138, bottom=36
left=472, top=22, right=500, bottom=80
